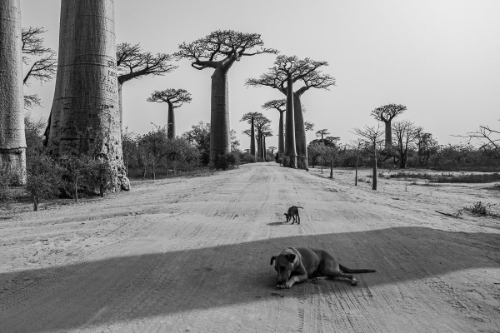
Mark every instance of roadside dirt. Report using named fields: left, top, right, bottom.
left=1, top=163, right=499, bottom=333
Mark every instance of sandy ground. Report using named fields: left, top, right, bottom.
left=1, top=162, right=499, bottom=333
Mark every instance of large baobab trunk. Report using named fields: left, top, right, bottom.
left=262, top=135, right=267, bottom=161
left=284, top=77, right=297, bottom=168
left=256, top=130, right=261, bottom=161
left=118, top=82, right=123, bottom=131
left=293, top=93, right=308, bottom=171
left=0, top=0, right=26, bottom=184
left=250, top=118, right=256, bottom=161
left=278, top=111, right=284, bottom=159
left=167, top=102, right=176, bottom=139
left=46, top=0, right=129, bottom=191
left=384, top=120, right=392, bottom=149
left=372, top=142, right=378, bottom=191
left=210, top=65, right=231, bottom=165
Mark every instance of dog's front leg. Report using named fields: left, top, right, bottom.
left=284, top=273, right=308, bottom=289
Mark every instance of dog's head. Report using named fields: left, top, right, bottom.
left=284, top=213, right=290, bottom=221
left=270, top=253, right=296, bottom=285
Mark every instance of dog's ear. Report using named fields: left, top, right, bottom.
left=270, top=256, right=276, bottom=265
left=285, top=254, right=296, bottom=263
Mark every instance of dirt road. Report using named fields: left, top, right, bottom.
left=1, top=163, right=499, bottom=332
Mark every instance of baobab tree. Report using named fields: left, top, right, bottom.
left=262, top=99, right=285, bottom=159
left=247, top=55, right=335, bottom=170
left=353, top=126, right=384, bottom=191
left=117, top=43, right=177, bottom=129
left=254, top=116, right=271, bottom=161
left=262, top=131, right=273, bottom=161
left=21, top=27, right=57, bottom=108
left=175, top=30, right=277, bottom=165
left=371, top=104, right=407, bottom=149
left=316, top=129, right=330, bottom=142
left=240, top=112, right=262, bottom=161
left=45, top=0, right=129, bottom=190
left=0, top=0, right=26, bottom=184
left=147, top=89, right=192, bottom=139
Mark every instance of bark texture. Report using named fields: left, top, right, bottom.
left=284, top=77, right=297, bottom=168
left=210, top=65, right=230, bottom=162
left=293, top=93, right=308, bottom=170
left=46, top=0, right=129, bottom=191
left=384, top=120, right=392, bottom=148
left=0, top=0, right=26, bottom=184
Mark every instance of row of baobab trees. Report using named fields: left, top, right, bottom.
left=0, top=0, right=337, bottom=190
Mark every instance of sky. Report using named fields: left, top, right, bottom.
left=21, top=0, right=500, bottom=150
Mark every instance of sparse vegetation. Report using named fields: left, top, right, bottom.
left=387, top=171, right=500, bottom=183
left=463, top=201, right=498, bottom=217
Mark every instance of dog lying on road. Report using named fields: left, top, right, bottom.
left=270, top=247, right=376, bottom=289
left=284, top=206, right=303, bottom=224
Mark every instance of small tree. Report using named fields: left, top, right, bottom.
left=63, top=155, right=95, bottom=203
left=392, top=120, right=417, bottom=169
left=353, top=126, right=384, bottom=190
left=316, top=129, right=330, bottom=142
left=26, top=155, right=64, bottom=210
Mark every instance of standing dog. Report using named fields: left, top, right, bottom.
left=284, top=206, right=303, bottom=224
left=270, top=247, right=376, bottom=289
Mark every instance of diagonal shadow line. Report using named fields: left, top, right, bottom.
left=1, top=226, right=499, bottom=332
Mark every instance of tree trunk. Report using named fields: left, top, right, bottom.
left=278, top=111, right=284, bottom=159
left=209, top=65, right=230, bottom=165
left=284, top=77, right=297, bottom=168
left=372, top=143, right=378, bottom=191
left=46, top=0, right=130, bottom=191
left=384, top=120, right=392, bottom=149
left=293, top=93, right=308, bottom=171
left=75, top=182, right=79, bottom=203
left=330, top=158, right=333, bottom=178
left=257, top=130, right=262, bottom=161
left=250, top=118, right=256, bottom=161
left=167, top=102, right=175, bottom=139
left=0, top=0, right=26, bottom=185
left=355, top=145, right=360, bottom=186
left=33, top=194, right=38, bottom=211
left=263, top=136, right=266, bottom=161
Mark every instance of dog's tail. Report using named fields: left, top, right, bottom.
left=296, top=206, right=304, bottom=209
left=339, top=264, right=376, bottom=274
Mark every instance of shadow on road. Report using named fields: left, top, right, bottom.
left=1, top=226, right=499, bottom=332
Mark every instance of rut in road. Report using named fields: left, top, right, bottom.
left=0, top=163, right=499, bottom=332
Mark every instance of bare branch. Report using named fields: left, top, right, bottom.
left=117, top=43, right=178, bottom=84
left=147, top=89, right=192, bottom=108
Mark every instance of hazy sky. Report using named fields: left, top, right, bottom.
left=21, top=0, right=500, bottom=150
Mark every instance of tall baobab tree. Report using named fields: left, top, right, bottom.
left=117, top=43, right=177, bottom=129
left=45, top=0, right=129, bottom=190
left=0, top=0, right=26, bottom=184
left=175, top=30, right=277, bottom=165
left=147, top=89, right=192, bottom=139
left=240, top=111, right=261, bottom=161
left=262, top=99, right=285, bottom=159
left=21, top=27, right=57, bottom=108
left=371, top=103, right=407, bottom=149
left=254, top=115, right=271, bottom=161
left=316, top=129, right=330, bottom=142
left=262, top=131, right=273, bottom=161
left=247, top=55, right=335, bottom=170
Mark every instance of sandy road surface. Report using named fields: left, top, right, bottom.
left=1, top=163, right=499, bottom=332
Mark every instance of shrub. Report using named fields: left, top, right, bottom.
left=0, top=165, right=17, bottom=202
left=213, top=152, right=238, bottom=170
left=240, top=152, right=255, bottom=164
left=26, top=154, right=64, bottom=211
left=464, top=201, right=497, bottom=216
